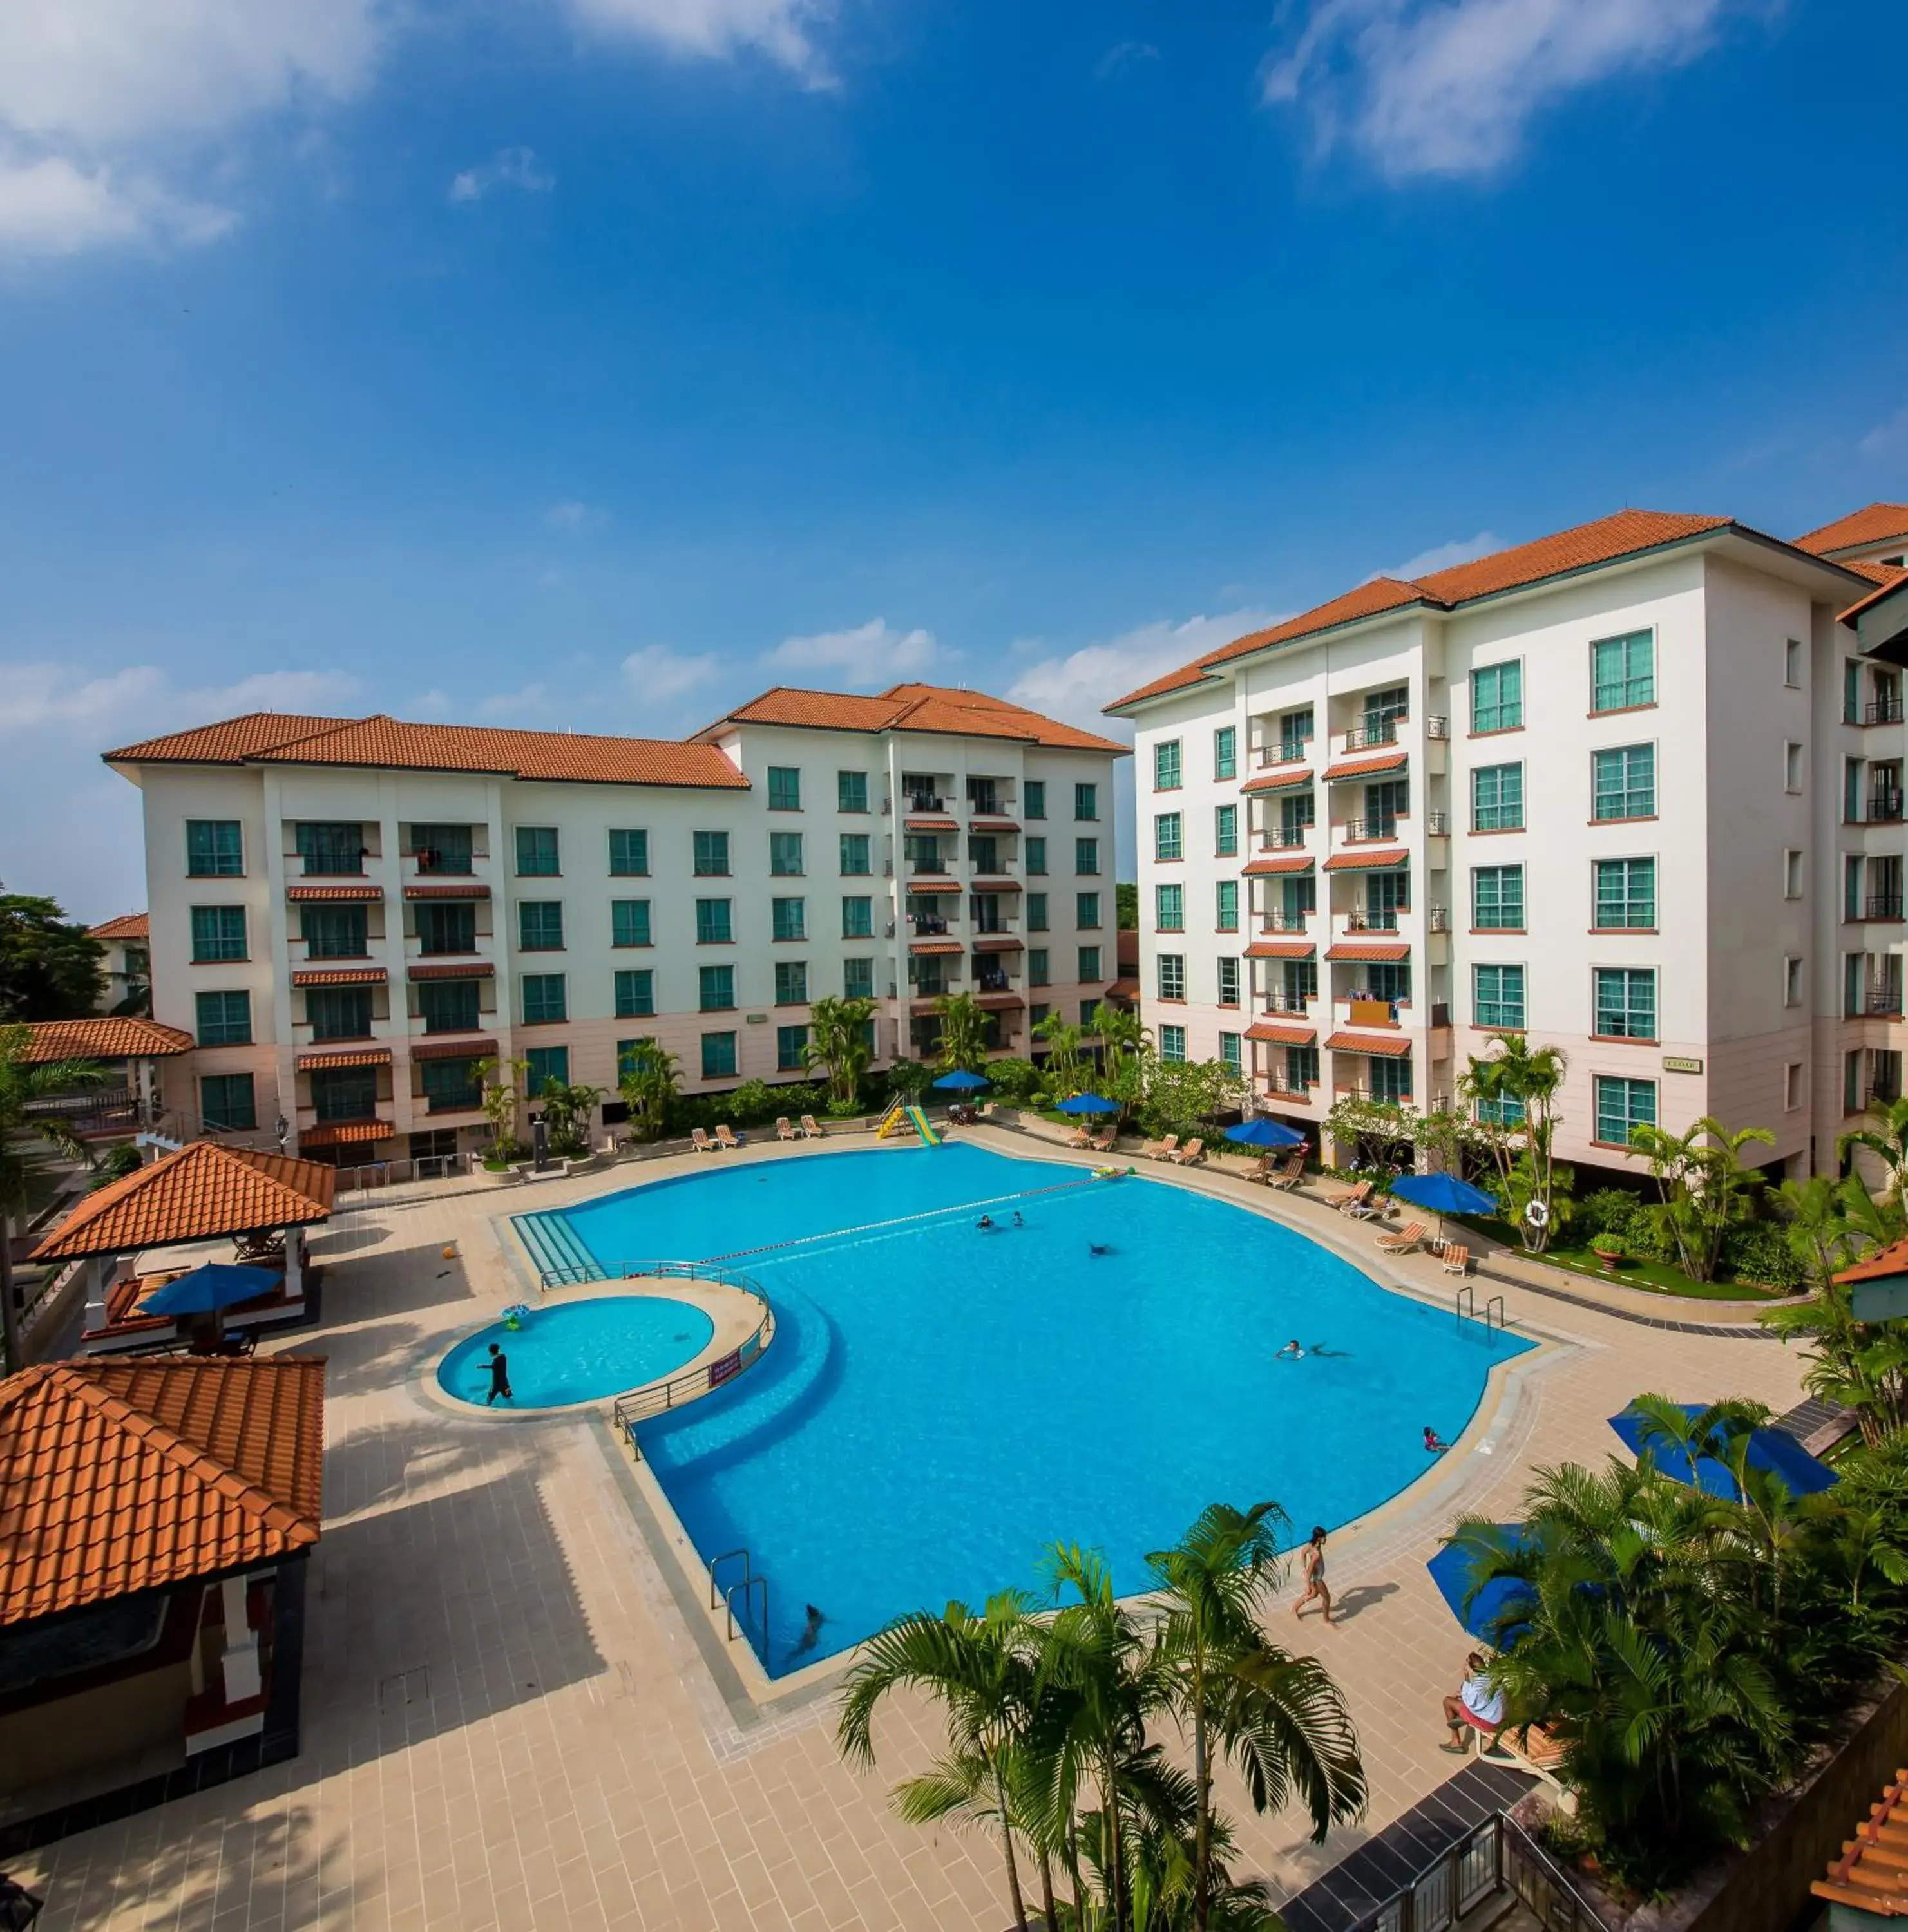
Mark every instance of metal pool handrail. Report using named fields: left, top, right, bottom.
left=606, top=1260, right=776, bottom=1441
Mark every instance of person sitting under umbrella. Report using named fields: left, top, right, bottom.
left=1442, top=1654, right=1508, bottom=1755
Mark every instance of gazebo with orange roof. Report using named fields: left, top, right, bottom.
left=1838, top=1236, right=1908, bottom=1324
left=30, top=1139, right=335, bottom=1354
left=10, top=1014, right=195, bottom=1143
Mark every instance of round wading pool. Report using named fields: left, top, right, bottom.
left=436, top=1294, right=715, bottom=1409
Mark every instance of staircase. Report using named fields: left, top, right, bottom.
left=512, top=1210, right=602, bottom=1284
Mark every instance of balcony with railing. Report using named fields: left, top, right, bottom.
left=910, top=911, right=951, bottom=936
left=1340, top=817, right=1400, bottom=845
left=1254, top=737, right=1312, bottom=769
left=1343, top=906, right=1404, bottom=933
left=1261, top=989, right=1314, bottom=1016
left=1867, top=983, right=1905, bottom=1019
left=1339, top=717, right=1403, bottom=753
left=1867, top=894, right=1906, bottom=923
left=1261, top=909, right=1312, bottom=934
left=1869, top=789, right=1905, bottom=823
left=1259, top=823, right=1310, bottom=850
left=1869, top=697, right=1906, bottom=725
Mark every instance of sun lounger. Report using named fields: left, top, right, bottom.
left=776, top=1117, right=799, bottom=1141
left=1089, top=1127, right=1118, bottom=1153
left=1067, top=1125, right=1094, bottom=1149
left=1171, top=1137, right=1205, bottom=1166
left=1375, top=1220, right=1427, bottom=1254
left=690, top=1127, right=718, bottom=1154
left=800, top=1115, right=825, bottom=1137
left=714, top=1124, right=742, bottom=1150
left=1440, top=1244, right=1471, bottom=1276
left=1328, top=1180, right=1372, bottom=1215
left=1243, top=1153, right=1275, bottom=1185
left=1269, top=1153, right=1306, bottom=1191
left=1143, top=1133, right=1179, bottom=1161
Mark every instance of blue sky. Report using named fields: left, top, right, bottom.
left=1, top=0, right=1903, bottom=917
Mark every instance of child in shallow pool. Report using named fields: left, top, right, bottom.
left=1424, top=1425, right=1450, bottom=1453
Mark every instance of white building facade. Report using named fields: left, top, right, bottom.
left=1108, top=507, right=1906, bottom=1181
left=107, top=685, right=1125, bottom=1162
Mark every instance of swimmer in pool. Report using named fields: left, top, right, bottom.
left=1276, top=1340, right=1304, bottom=1359
left=1088, top=1242, right=1114, bottom=1256
left=977, top=1215, right=996, bottom=1231
left=1424, top=1425, right=1451, bottom=1453
left=790, top=1604, right=826, bottom=1662
left=1012, top=1211, right=1024, bottom=1227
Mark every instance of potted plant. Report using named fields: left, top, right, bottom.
left=1590, top=1233, right=1625, bottom=1273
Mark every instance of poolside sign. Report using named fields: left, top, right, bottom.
left=709, top=1348, right=743, bottom=1388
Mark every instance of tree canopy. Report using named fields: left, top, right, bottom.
left=0, top=890, right=106, bottom=1021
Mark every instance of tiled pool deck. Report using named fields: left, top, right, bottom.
left=15, top=1126, right=1812, bottom=1930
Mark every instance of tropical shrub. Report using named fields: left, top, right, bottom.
left=883, top=1057, right=932, bottom=1101
left=934, top=990, right=989, bottom=1073
left=90, top=1142, right=143, bottom=1189
left=616, top=1041, right=680, bottom=1142
left=1136, top=1060, right=1250, bottom=1144
left=983, top=1056, right=1043, bottom=1103
left=1628, top=1116, right=1773, bottom=1282
left=1721, top=1222, right=1804, bottom=1291
left=807, top=995, right=879, bottom=1106
left=1572, top=1188, right=1646, bottom=1246
left=727, top=1079, right=778, bottom=1126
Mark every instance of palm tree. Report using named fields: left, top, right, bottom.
left=935, top=990, right=989, bottom=1073
left=1144, top=1504, right=1366, bottom=1930
left=536, top=1079, right=604, bottom=1155
left=1628, top=1115, right=1774, bottom=1282
left=806, top=995, right=877, bottom=1107
left=1095, top=1007, right=1152, bottom=1124
left=1839, top=1094, right=1908, bottom=1210
left=616, top=1040, right=680, bottom=1142
left=0, top=1022, right=108, bottom=1371
left=1776, top=1173, right=1898, bottom=1291
left=837, top=1591, right=1043, bottom=1929
left=1455, top=1035, right=1567, bottom=1251
left=1035, top=1012, right=1087, bottom=1098
left=474, top=1054, right=530, bottom=1156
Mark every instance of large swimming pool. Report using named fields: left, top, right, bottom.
left=526, top=1142, right=1529, bottom=1674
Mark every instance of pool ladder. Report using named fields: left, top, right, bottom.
left=710, top=1548, right=771, bottom=1653
left=1455, top=1285, right=1506, bottom=1333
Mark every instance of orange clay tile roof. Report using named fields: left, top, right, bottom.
left=299, top=1120, right=394, bottom=1147
left=903, top=815, right=960, bottom=830
left=31, top=1141, right=336, bottom=1262
left=1325, top=1028, right=1413, bottom=1056
left=16, top=1017, right=194, bottom=1064
left=1246, top=1021, right=1317, bottom=1045
left=108, top=714, right=749, bottom=791
left=285, top=884, right=383, bottom=902
left=410, top=1036, right=497, bottom=1060
left=90, top=912, right=149, bottom=942
left=1795, top=503, right=1908, bottom=558
left=291, top=966, right=388, bottom=987
left=1322, top=848, right=1411, bottom=871
left=1325, top=942, right=1413, bottom=962
left=406, top=960, right=495, bottom=980
left=1107, top=510, right=1786, bottom=712
left=1321, top=751, right=1409, bottom=782
left=700, top=683, right=1128, bottom=754
left=1835, top=1235, right=1908, bottom=1285
left=402, top=882, right=491, bottom=899
left=1239, top=766, right=1315, bottom=793
left=294, top=1048, right=392, bottom=1071
left=0, top=1356, right=324, bottom=1629
left=1243, top=854, right=1315, bottom=875
left=908, top=939, right=964, bottom=956
left=906, top=877, right=962, bottom=893
left=1105, top=977, right=1141, bottom=1001
left=1245, top=939, right=1316, bottom=958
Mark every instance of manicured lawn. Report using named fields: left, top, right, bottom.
left=1441, top=1211, right=1787, bottom=1303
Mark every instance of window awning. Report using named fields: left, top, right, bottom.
left=285, top=884, right=383, bottom=903
left=968, top=815, right=1020, bottom=831
left=905, top=878, right=962, bottom=895
left=294, top=1048, right=393, bottom=1071
left=1322, top=750, right=1408, bottom=782
left=1246, top=1021, right=1317, bottom=1045
left=1324, top=941, right=1411, bottom=962
left=411, top=1036, right=497, bottom=1061
left=972, top=935, right=1024, bottom=952
left=910, top=939, right=963, bottom=956
left=1322, top=848, right=1409, bottom=871
left=904, top=816, right=959, bottom=831
left=291, top=967, right=388, bottom=987
left=403, top=883, right=492, bottom=900
left=408, top=961, right=496, bottom=980
left=977, top=993, right=1025, bottom=1010
left=1240, top=766, right=1312, bottom=794
left=1325, top=1030, right=1413, bottom=1057
left=1243, top=854, right=1313, bottom=875
left=299, top=1119, right=396, bottom=1147
left=969, top=877, right=1022, bottom=893
left=1245, top=940, right=1316, bottom=959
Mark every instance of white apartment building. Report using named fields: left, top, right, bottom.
left=1107, top=504, right=1908, bottom=1181
left=106, top=685, right=1125, bottom=1163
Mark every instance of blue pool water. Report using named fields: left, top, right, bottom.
left=437, top=1296, right=714, bottom=1407
left=533, top=1143, right=1530, bottom=1672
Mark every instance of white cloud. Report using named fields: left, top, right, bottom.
left=1858, top=404, right=1908, bottom=460
left=0, top=151, right=235, bottom=257
left=450, top=146, right=555, bottom=204
left=1264, top=0, right=1746, bottom=179
left=1373, top=530, right=1500, bottom=580
left=762, top=617, right=939, bottom=687
left=619, top=645, right=721, bottom=703
left=0, top=661, right=359, bottom=734
left=542, top=499, right=609, bottom=531
left=564, top=0, right=832, bottom=82
left=1006, top=610, right=1283, bottom=744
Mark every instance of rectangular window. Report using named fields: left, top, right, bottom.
left=767, top=766, right=802, bottom=811
left=613, top=968, right=654, bottom=1018
left=309, top=1065, right=377, bottom=1124
left=521, top=972, right=567, bottom=1024
left=1369, top=1056, right=1413, bottom=1104
left=295, top=822, right=363, bottom=876
left=1785, top=956, right=1804, bottom=1007
left=1593, top=967, right=1657, bottom=1039
left=1218, top=1030, right=1241, bottom=1071
left=1214, top=725, right=1237, bottom=781
left=1075, top=837, right=1100, bottom=875
left=1154, top=812, right=1183, bottom=862
left=771, top=896, right=806, bottom=942
left=1278, top=706, right=1314, bottom=762
left=1785, top=850, right=1804, bottom=900
left=1029, top=1003, right=1051, bottom=1028
left=1026, top=835, right=1047, bottom=875
left=415, top=901, right=475, bottom=955
left=774, top=960, right=808, bottom=1005
left=837, top=770, right=868, bottom=813
left=411, top=824, right=473, bottom=875
left=307, top=986, right=372, bottom=1041
left=1846, top=660, right=1863, bottom=724
left=1077, top=891, right=1101, bottom=928
left=1214, top=804, right=1238, bottom=857
left=194, top=990, right=252, bottom=1046
left=1472, top=661, right=1523, bottom=734
left=1154, top=740, right=1182, bottom=790
left=1847, top=855, right=1864, bottom=923
left=1079, top=944, right=1103, bottom=982
left=1785, top=637, right=1804, bottom=687
left=776, top=1023, right=809, bottom=1073
left=1471, top=762, right=1524, bottom=832
left=1591, top=630, right=1654, bottom=712
left=1785, top=741, right=1804, bottom=792
left=1159, top=1024, right=1187, bottom=1064
left=524, top=1046, right=569, bottom=1097
left=186, top=819, right=243, bottom=877
left=1471, top=866, right=1525, bottom=931
left=1028, top=947, right=1051, bottom=987
left=418, top=978, right=481, bottom=1034
left=1592, top=744, right=1655, bottom=820
left=1473, top=964, right=1526, bottom=1030
left=1594, top=857, right=1655, bottom=931
left=611, top=899, right=651, bottom=948
left=1595, top=1074, right=1657, bottom=1146
left=1785, top=1061, right=1803, bottom=1111
left=701, top=1031, right=738, bottom=1081
left=692, top=829, right=730, bottom=876
left=1216, top=879, right=1239, bottom=931
left=696, top=898, right=734, bottom=945
left=700, top=963, right=736, bottom=1011
left=1156, top=882, right=1184, bottom=931
left=199, top=1072, right=257, bottom=1132
left=1158, top=953, right=1186, bottom=1001
left=420, top=1056, right=483, bottom=1114
left=1074, top=782, right=1098, bottom=821
left=839, top=832, right=871, bottom=876
left=608, top=828, right=649, bottom=876
left=301, top=904, right=367, bottom=958
left=190, top=905, right=247, bottom=962
left=769, top=830, right=804, bottom=877
left=1217, top=956, right=1240, bottom=1007
left=518, top=901, right=564, bottom=951
left=1027, top=892, right=1049, bottom=933
left=841, top=896, right=873, bottom=940
left=515, top=826, right=560, bottom=876
left=1024, top=779, right=1047, bottom=819
left=843, top=957, right=874, bottom=999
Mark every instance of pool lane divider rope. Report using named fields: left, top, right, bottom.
left=702, top=1170, right=1129, bottom=1265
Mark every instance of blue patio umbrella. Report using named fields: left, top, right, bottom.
left=932, top=1069, right=991, bottom=1092
left=140, top=1262, right=281, bottom=1318
left=1054, top=1093, right=1119, bottom=1115
left=1388, top=1171, right=1499, bottom=1244
left=1427, top=1524, right=1541, bottom=1646
left=1224, top=1115, right=1307, bottom=1150
left=1609, top=1401, right=1837, bottom=1499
